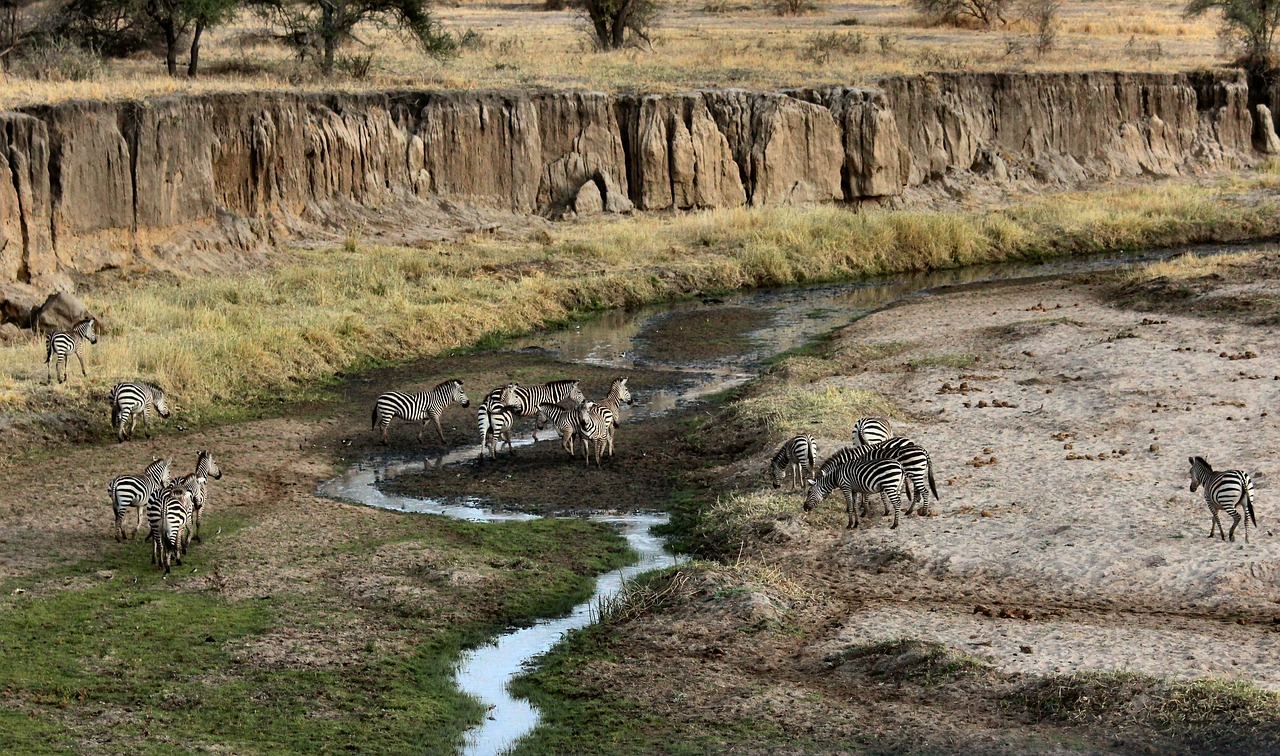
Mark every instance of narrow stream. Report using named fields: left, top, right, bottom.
left=316, top=243, right=1269, bottom=755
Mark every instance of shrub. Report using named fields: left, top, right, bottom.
left=913, top=0, right=1009, bottom=27
left=9, top=36, right=104, bottom=80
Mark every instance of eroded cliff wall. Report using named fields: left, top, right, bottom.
left=0, top=71, right=1260, bottom=286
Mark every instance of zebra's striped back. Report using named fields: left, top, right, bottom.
left=500, top=380, right=585, bottom=418
left=45, top=317, right=97, bottom=383
left=109, top=457, right=170, bottom=541
left=853, top=417, right=891, bottom=447
left=770, top=435, right=818, bottom=489
left=149, top=487, right=193, bottom=573
left=805, top=457, right=906, bottom=529
left=373, top=379, right=470, bottom=444
left=817, top=436, right=938, bottom=514
left=1190, top=456, right=1258, bottom=543
left=576, top=401, right=614, bottom=466
left=110, top=382, right=170, bottom=441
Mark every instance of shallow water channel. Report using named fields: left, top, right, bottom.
left=316, top=244, right=1261, bottom=755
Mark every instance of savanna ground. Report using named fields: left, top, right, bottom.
left=4, top=177, right=1280, bottom=751
left=0, top=0, right=1237, bottom=106
left=511, top=250, right=1280, bottom=754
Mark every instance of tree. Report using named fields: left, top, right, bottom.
left=912, top=0, right=1008, bottom=27
left=141, top=0, right=237, bottom=76
left=580, top=0, right=656, bottom=50
left=1186, top=0, right=1280, bottom=70
left=253, top=0, right=453, bottom=75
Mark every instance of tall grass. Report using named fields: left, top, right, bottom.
left=1, top=183, right=1275, bottom=428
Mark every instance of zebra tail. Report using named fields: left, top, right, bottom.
left=44, top=336, right=52, bottom=364
left=1248, top=477, right=1258, bottom=527
left=371, top=404, right=377, bottom=430
left=927, top=462, right=939, bottom=501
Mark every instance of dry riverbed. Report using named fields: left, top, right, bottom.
left=515, top=252, right=1280, bottom=754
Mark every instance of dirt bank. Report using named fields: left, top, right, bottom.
left=514, top=251, right=1280, bottom=753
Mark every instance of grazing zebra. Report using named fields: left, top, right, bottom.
left=535, top=402, right=581, bottom=456
left=1189, top=456, right=1258, bottom=543
left=109, top=382, right=170, bottom=442
left=576, top=401, right=612, bottom=466
left=498, top=380, right=586, bottom=421
left=45, top=317, right=98, bottom=384
left=475, top=387, right=518, bottom=461
left=148, top=486, right=194, bottom=573
left=168, top=451, right=223, bottom=545
left=816, top=438, right=938, bottom=516
left=805, top=457, right=907, bottom=530
left=108, top=458, right=170, bottom=542
left=852, top=416, right=891, bottom=447
left=372, top=379, right=471, bottom=445
left=769, top=435, right=818, bottom=490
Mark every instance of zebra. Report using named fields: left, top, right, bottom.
left=1189, top=456, right=1258, bottom=543
left=499, top=379, right=586, bottom=439
left=166, top=451, right=223, bottom=545
left=577, top=378, right=633, bottom=463
left=769, top=435, right=818, bottom=490
left=45, top=317, right=98, bottom=384
left=816, top=437, right=938, bottom=516
left=852, top=416, right=891, bottom=447
left=475, top=387, right=518, bottom=461
left=108, top=457, right=170, bottom=542
left=535, top=402, right=581, bottom=456
left=372, top=379, right=471, bottom=445
left=109, top=382, right=171, bottom=442
left=148, top=485, right=194, bottom=573
left=576, top=401, right=612, bottom=467
left=805, top=457, right=907, bottom=530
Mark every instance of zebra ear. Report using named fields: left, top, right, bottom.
left=805, top=478, right=815, bottom=486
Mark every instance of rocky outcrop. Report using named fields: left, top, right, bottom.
left=0, top=71, right=1265, bottom=285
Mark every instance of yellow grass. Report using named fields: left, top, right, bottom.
left=1120, top=251, right=1262, bottom=283
left=0, top=179, right=1276, bottom=429
left=0, top=0, right=1231, bottom=107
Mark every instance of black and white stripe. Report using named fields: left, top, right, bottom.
left=1189, top=456, right=1258, bottom=543
left=109, top=382, right=171, bottom=442
left=535, top=402, right=581, bottom=456
left=148, top=486, right=193, bottom=573
left=576, top=378, right=633, bottom=464
left=817, top=437, right=938, bottom=516
left=108, top=458, right=170, bottom=542
left=476, top=387, right=518, bottom=461
left=805, top=457, right=907, bottom=530
left=45, top=317, right=98, bottom=384
left=769, top=434, right=818, bottom=490
left=852, top=416, right=890, bottom=447
left=170, top=451, right=222, bottom=545
left=372, top=379, right=471, bottom=445
left=499, top=380, right=586, bottom=419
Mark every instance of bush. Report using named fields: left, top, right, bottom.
left=773, top=0, right=814, bottom=15
left=9, top=36, right=104, bottom=80
left=802, top=31, right=865, bottom=64
left=913, top=0, right=1008, bottom=27
left=1024, top=0, right=1059, bottom=56
left=1185, top=0, right=1280, bottom=72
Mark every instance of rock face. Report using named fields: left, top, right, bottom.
left=31, top=291, right=90, bottom=333
left=0, top=71, right=1263, bottom=285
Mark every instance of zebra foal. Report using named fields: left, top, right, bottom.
left=167, top=451, right=223, bottom=545
left=535, top=402, right=581, bottom=456
left=372, top=379, right=471, bottom=445
left=769, top=435, right=818, bottom=490
left=108, top=457, right=170, bottom=542
left=45, top=317, right=98, bottom=384
left=148, top=486, right=195, bottom=573
left=805, top=457, right=907, bottom=530
left=109, top=382, right=170, bottom=442
left=1189, top=456, right=1258, bottom=543
left=576, top=378, right=633, bottom=464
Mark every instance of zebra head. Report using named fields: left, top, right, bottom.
left=197, top=450, right=223, bottom=480
left=535, top=403, right=552, bottom=430
left=451, top=379, right=470, bottom=408
left=500, top=383, right=525, bottom=413
left=803, top=479, right=825, bottom=512
left=610, top=377, right=632, bottom=405
left=566, top=381, right=586, bottom=405
left=1189, top=456, right=1211, bottom=492
left=152, top=387, right=171, bottom=418
left=78, top=317, right=98, bottom=344
left=769, top=461, right=785, bottom=489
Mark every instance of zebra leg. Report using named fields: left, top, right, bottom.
left=57, top=357, right=66, bottom=384
left=193, top=506, right=202, bottom=543
left=887, top=488, right=902, bottom=530
left=1210, top=506, right=1225, bottom=540
left=142, top=407, right=152, bottom=439
left=1228, top=507, right=1241, bottom=543
left=114, top=510, right=125, bottom=542
left=845, top=485, right=859, bottom=529
left=434, top=417, right=447, bottom=445
left=132, top=504, right=145, bottom=540
left=76, top=351, right=87, bottom=377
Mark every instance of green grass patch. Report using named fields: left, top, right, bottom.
left=826, top=639, right=990, bottom=685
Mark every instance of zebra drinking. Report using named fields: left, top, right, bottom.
left=805, top=457, right=907, bottom=530
left=45, top=317, right=98, bottom=384
left=1189, top=456, right=1258, bottom=543
left=109, top=382, right=171, bottom=442
left=108, top=457, right=171, bottom=542
left=372, top=379, right=471, bottom=445
left=769, top=435, right=818, bottom=490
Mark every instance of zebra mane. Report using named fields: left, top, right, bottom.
left=1191, top=455, right=1211, bottom=471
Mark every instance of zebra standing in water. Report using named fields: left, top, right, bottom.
left=818, top=437, right=939, bottom=516
left=535, top=402, right=581, bottom=456
left=852, top=417, right=891, bottom=447
left=108, top=457, right=170, bottom=542
left=769, top=434, right=818, bottom=490
left=372, top=379, right=471, bottom=445
left=576, top=378, right=633, bottom=463
left=148, top=486, right=194, bottom=573
left=805, top=457, right=907, bottom=530
left=109, top=382, right=171, bottom=442
left=1189, top=456, right=1258, bottom=543
left=45, top=317, right=98, bottom=384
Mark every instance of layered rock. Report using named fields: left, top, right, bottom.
left=0, top=71, right=1265, bottom=286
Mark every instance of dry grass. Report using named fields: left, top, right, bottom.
left=0, top=0, right=1231, bottom=106
left=0, top=180, right=1276, bottom=430
left=1120, top=251, right=1263, bottom=283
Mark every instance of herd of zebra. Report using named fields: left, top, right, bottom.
left=372, top=376, right=633, bottom=465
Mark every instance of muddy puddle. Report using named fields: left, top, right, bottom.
left=317, top=242, right=1269, bottom=755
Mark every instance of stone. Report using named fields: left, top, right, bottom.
left=748, top=95, right=843, bottom=205
left=0, top=282, right=43, bottom=326
left=573, top=180, right=604, bottom=216
left=599, top=171, right=634, bottom=214
left=0, top=322, right=23, bottom=342
left=31, top=291, right=89, bottom=334
left=1257, top=104, right=1280, bottom=155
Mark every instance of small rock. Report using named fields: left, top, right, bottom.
left=980, top=509, right=994, bottom=518
left=1020, top=645, right=1034, bottom=654
left=1150, top=444, right=1161, bottom=452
